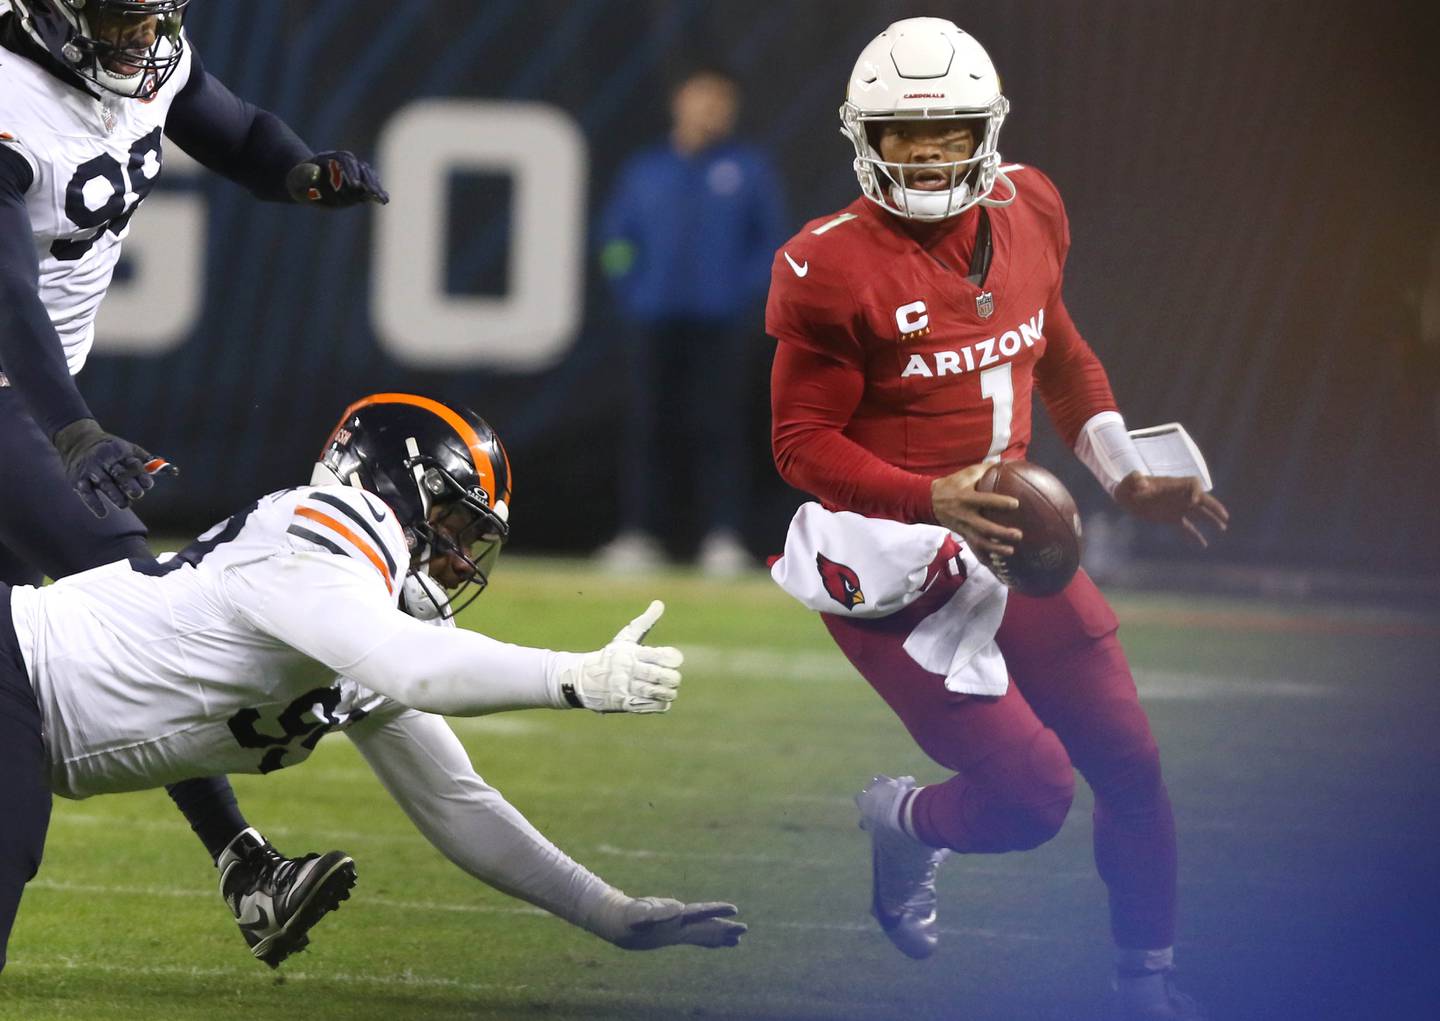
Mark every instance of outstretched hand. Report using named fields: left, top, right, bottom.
left=286, top=151, right=389, bottom=207
left=1114, top=472, right=1230, bottom=548
left=930, top=463, right=1022, bottom=557
left=611, top=897, right=747, bottom=950
left=565, top=600, right=685, bottom=713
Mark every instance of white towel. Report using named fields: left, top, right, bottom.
left=770, top=503, right=1009, bottom=695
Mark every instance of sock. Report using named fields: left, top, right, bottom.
left=897, top=787, right=922, bottom=841
left=1114, top=946, right=1175, bottom=1011
left=1116, top=945, right=1174, bottom=976
left=165, top=777, right=251, bottom=861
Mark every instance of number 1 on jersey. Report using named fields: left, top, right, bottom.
left=980, top=362, right=1014, bottom=462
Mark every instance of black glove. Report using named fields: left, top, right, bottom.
left=286, top=151, right=389, bottom=207
left=53, top=418, right=173, bottom=518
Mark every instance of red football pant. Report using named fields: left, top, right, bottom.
left=823, top=569, right=1177, bottom=950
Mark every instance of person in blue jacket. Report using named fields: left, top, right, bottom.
left=597, top=66, right=786, bottom=577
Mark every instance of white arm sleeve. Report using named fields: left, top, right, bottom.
left=224, top=552, right=581, bottom=715
left=1074, top=410, right=1148, bottom=496
left=347, top=709, right=625, bottom=936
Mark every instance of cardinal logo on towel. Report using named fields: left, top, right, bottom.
left=816, top=552, right=865, bottom=610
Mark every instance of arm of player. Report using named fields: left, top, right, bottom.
left=1035, top=298, right=1229, bottom=547
left=0, top=149, right=92, bottom=436
left=225, top=553, right=682, bottom=716
left=1071, top=413, right=1231, bottom=550
left=1077, top=413, right=1230, bottom=548
left=346, top=709, right=745, bottom=949
left=164, top=48, right=385, bottom=206
left=0, top=149, right=166, bottom=516
left=770, top=340, right=1020, bottom=554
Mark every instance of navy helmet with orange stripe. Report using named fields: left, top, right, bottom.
left=312, top=393, right=511, bottom=618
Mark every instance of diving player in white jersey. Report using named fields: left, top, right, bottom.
left=0, top=393, right=747, bottom=974
left=0, top=0, right=388, bottom=963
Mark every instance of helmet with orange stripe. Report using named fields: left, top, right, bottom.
left=312, top=393, right=511, bottom=619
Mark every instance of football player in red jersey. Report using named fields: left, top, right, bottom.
left=766, top=17, right=1227, bottom=1021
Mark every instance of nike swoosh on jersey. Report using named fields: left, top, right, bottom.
left=289, top=503, right=396, bottom=593
left=783, top=251, right=809, bottom=278
left=306, top=491, right=397, bottom=574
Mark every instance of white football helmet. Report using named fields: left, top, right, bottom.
left=841, top=17, right=1014, bottom=221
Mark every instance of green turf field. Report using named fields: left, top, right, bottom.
left=3, top=559, right=1437, bottom=1021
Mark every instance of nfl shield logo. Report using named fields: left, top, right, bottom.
left=976, top=291, right=995, bottom=319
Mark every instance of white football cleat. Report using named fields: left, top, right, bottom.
left=1112, top=968, right=1209, bottom=1020
left=855, top=775, right=949, bottom=959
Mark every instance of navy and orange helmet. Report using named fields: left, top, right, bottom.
left=313, top=393, right=511, bottom=615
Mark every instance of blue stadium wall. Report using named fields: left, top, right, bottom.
left=81, top=0, right=1440, bottom=576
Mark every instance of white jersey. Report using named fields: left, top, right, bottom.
left=9, top=485, right=412, bottom=797
left=0, top=21, right=194, bottom=374
left=6, top=482, right=649, bottom=938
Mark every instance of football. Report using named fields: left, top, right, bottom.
left=975, top=460, right=1082, bottom=597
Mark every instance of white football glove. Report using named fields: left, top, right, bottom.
left=611, top=897, right=747, bottom=950
left=556, top=600, right=684, bottom=714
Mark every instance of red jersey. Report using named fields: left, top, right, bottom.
left=766, top=164, right=1117, bottom=523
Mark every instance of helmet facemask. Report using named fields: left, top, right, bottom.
left=17, top=0, right=189, bottom=99
left=841, top=100, right=1014, bottom=221
left=403, top=455, right=510, bottom=621
left=312, top=393, right=513, bottom=623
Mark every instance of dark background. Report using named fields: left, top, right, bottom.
left=84, top=0, right=1440, bottom=582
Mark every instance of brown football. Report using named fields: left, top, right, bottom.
left=975, top=460, right=1082, bottom=597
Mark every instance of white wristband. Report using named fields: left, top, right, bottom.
left=1074, top=411, right=1147, bottom=496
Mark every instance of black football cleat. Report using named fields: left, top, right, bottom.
left=217, top=828, right=356, bottom=968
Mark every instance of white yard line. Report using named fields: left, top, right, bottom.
left=28, top=877, right=548, bottom=917
left=21, top=878, right=1057, bottom=948
left=7, top=957, right=536, bottom=997
left=4, top=956, right=902, bottom=1015
left=684, top=646, right=1344, bottom=699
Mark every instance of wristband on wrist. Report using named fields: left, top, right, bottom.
left=1074, top=411, right=1147, bottom=496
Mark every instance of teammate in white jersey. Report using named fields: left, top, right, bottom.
left=0, top=393, right=746, bottom=974
left=0, top=0, right=389, bottom=962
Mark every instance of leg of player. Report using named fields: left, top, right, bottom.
left=0, top=582, right=53, bottom=975
left=998, top=572, right=1206, bottom=1021
left=853, top=773, right=950, bottom=959
left=824, top=578, right=1077, bottom=960
left=0, top=389, right=353, bottom=966
left=165, top=777, right=357, bottom=968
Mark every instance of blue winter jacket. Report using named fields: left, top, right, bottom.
left=597, top=139, right=786, bottom=324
